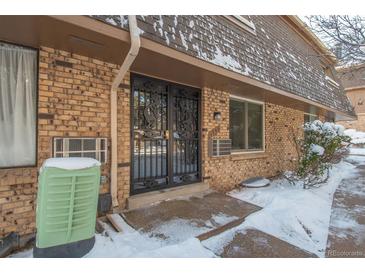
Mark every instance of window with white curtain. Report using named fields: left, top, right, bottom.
left=0, top=42, right=37, bottom=168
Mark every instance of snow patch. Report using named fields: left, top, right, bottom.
left=349, top=147, right=365, bottom=155
left=345, top=129, right=365, bottom=144
left=212, top=47, right=242, bottom=73
left=243, top=64, right=252, bottom=76
left=179, top=31, right=189, bottom=50
left=164, top=31, right=170, bottom=45
left=147, top=218, right=210, bottom=244
left=206, top=160, right=358, bottom=257
left=41, top=157, right=100, bottom=171
left=10, top=217, right=215, bottom=258
left=210, top=213, right=239, bottom=225
left=105, top=17, right=117, bottom=26
left=241, top=178, right=270, bottom=188
left=157, top=15, right=164, bottom=28
left=310, top=144, right=325, bottom=156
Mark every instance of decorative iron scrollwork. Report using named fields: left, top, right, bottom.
left=132, top=74, right=200, bottom=194
left=174, top=98, right=198, bottom=139
left=143, top=130, right=163, bottom=139
left=142, top=92, right=163, bottom=130
left=144, top=179, right=159, bottom=188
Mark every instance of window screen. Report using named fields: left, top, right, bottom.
left=53, top=138, right=107, bottom=164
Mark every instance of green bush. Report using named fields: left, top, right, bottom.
left=295, top=120, right=351, bottom=188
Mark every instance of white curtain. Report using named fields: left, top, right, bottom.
left=0, top=43, right=37, bottom=167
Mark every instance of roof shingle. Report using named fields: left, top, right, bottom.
left=92, top=15, right=354, bottom=116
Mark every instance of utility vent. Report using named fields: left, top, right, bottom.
left=209, top=139, right=231, bottom=157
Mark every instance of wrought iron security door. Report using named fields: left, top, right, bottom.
left=131, top=74, right=201, bottom=194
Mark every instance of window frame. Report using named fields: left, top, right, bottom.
left=321, top=64, right=340, bottom=88
left=0, top=40, right=39, bottom=170
left=304, top=112, right=318, bottom=123
left=53, top=137, right=108, bottom=165
left=229, top=95, right=265, bottom=154
left=223, top=16, right=256, bottom=35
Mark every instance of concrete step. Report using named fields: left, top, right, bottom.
left=126, top=182, right=210, bottom=210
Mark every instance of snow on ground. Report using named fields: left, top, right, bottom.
left=241, top=178, right=270, bottom=188
left=349, top=147, right=365, bottom=155
left=87, top=221, right=214, bottom=258
left=145, top=218, right=210, bottom=244
left=140, top=213, right=238, bottom=245
left=10, top=218, right=215, bottom=258
left=10, top=140, right=365, bottom=258
left=203, top=158, right=361, bottom=257
left=330, top=205, right=365, bottom=244
left=310, top=144, right=325, bottom=155
left=327, top=155, right=365, bottom=249
left=345, top=129, right=365, bottom=144
left=210, top=213, right=239, bottom=226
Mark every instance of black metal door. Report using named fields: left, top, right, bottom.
left=131, top=74, right=200, bottom=194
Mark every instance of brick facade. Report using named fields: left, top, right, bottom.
left=201, top=87, right=304, bottom=191
left=0, top=47, right=131, bottom=237
left=336, top=65, right=365, bottom=131
left=1, top=46, right=306, bottom=238
left=339, top=114, right=365, bottom=132
left=116, top=74, right=131, bottom=208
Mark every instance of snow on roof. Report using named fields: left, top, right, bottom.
left=90, top=15, right=354, bottom=116
left=41, top=157, right=101, bottom=171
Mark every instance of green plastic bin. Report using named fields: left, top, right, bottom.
left=34, top=158, right=100, bottom=257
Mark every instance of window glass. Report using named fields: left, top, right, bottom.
left=304, top=114, right=318, bottom=123
left=53, top=138, right=107, bottom=163
left=248, top=103, right=263, bottom=149
left=230, top=100, right=246, bottom=150
left=229, top=98, right=264, bottom=151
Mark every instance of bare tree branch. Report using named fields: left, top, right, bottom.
left=305, top=15, right=365, bottom=66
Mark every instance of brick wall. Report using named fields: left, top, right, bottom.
left=38, top=47, right=115, bottom=197
left=338, top=114, right=365, bottom=132
left=0, top=47, right=130, bottom=237
left=343, top=89, right=365, bottom=114
left=201, top=87, right=304, bottom=191
left=117, top=74, right=131, bottom=209
left=1, top=47, right=306, bottom=238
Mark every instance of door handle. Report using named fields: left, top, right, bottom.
left=164, top=130, right=169, bottom=140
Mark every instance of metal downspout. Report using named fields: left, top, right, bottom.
left=110, top=15, right=141, bottom=208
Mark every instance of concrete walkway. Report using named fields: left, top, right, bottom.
left=122, top=158, right=365, bottom=258
left=326, top=162, right=365, bottom=258
left=123, top=191, right=261, bottom=244
left=122, top=190, right=315, bottom=257
left=219, top=229, right=315, bottom=258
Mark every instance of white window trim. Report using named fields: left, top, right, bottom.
left=229, top=95, right=265, bottom=154
left=304, top=112, right=318, bottom=118
left=53, top=137, right=108, bottom=164
left=325, top=76, right=340, bottom=88
left=223, top=16, right=256, bottom=35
